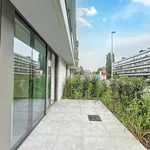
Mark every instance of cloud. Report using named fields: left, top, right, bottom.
left=115, top=34, right=150, bottom=47
left=82, top=6, right=98, bottom=16
left=113, top=33, right=150, bottom=61
left=132, top=0, right=150, bottom=6
left=77, top=17, right=92, bottom=28
left=111, top=0, right=150, bottom=22
left=77, top=6, right=97, bottom=28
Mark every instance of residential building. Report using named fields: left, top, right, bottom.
left=14, top=52, right=40, bottom=74
left=114, top=49, right=150, bottom=77
left=0, top=0, right=78, bottom=150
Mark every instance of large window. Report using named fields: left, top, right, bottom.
left=32, top=36, right=46, bottom=126
left=12, top=18, right=32, bottom=147
left=12, top=17, right=46, bottom=147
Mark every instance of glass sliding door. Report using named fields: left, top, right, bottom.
left=12, top=15, right=57, bottom=148
left=32, top=36, right=46, bottom=126
left=12, top=17, right=47, bottom=148
left=12, top=18, right=32, bottom=146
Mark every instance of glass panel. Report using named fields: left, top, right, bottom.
left=51, top=54, right=55, bottom=105
left=12, top=18, right=32, bottom=146
left=47, top=51, right=51, bottom=107
left=32, top=36, right=46, bottom=126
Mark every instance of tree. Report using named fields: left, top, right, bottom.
left=96, top=67, right=103, bottom=74
left=77, top=66, right=84, bottom=75
left=38, top=54, right=46, bottom=73
left=106, top=52, right=115, bottom=74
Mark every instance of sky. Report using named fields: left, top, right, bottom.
left=77, top=0, right=150, bottom=71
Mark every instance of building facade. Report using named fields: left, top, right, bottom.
left=0, top=0, right=78, bottom=150
left=114, top=49, right=150, bottom=77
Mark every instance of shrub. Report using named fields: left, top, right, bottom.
left=62, top=75, right=150, bottom=148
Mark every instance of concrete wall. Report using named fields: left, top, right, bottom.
left=51, top=53, right=55, bottom=100
left=57, top=57, right=67, bottom=101
left=0, top=0, right=15, bottom=149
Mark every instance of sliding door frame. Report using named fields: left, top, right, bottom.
left=12, top=12, right=58, bottom=150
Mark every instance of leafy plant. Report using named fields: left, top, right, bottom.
left=62, top=75, right=150, bottom=149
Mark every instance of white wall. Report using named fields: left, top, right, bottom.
left=67, top=67, right=70, bottom=77
left=51, top=53, right=55, bottom=100
left=0, top=0, right=14, bottom=149
left=57, top=57, right=67, bottom=101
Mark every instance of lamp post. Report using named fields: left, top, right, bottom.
left=111, top=31, right=116, bottom=80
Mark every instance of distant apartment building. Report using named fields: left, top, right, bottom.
left=114, top=49, right=150, bottom=77
left=14, top=52, right=40, bottom=74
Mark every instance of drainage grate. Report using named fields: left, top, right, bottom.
left=88, top=115, right=102, bottom=121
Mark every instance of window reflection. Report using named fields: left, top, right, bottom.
left=12, top=18, right=46, bottom=146
left=32, top=36, right=46, bottom=126
left=12, top=18, right=31, bottom=146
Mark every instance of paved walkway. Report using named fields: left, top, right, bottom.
left=19, top=100, right=146, bottom=150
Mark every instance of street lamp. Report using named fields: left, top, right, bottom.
left=111, top=31, right=116, bottom=80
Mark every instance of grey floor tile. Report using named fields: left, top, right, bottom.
left=81, top=107, right=97, bottom=114
left=66, top=107, right=81, bottom=113
left=19, top=134, right=56, bottom=150
left=84, top=136, right=108, bottom=148
left=59, top=121, right=82, bottom=136
left=64, top=113, right=82, bottom=121
left=82, top=122, right=108, bottom=137
left=53, top=136, right=83, bottom=150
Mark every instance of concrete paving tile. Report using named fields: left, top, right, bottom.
left=100, top=114, right=118, bottom=122
left=82, top=122, right=108, bottom=137
left=64, top=113, right=82, bottom=121
left=81, top=114, right=90, bottom=122
left=84, top=136, right=108, bottom=148
left=66, top=107, right=81, bottom=113
left=19, top=133, right=56, bottom=150
left=33, top=123, right=60, bottom=135
left=81, top=107, right=97, bottom=114
left=53, top=136, right=83, bottom=150
left=108, top=129, right=135, bottom=138
left=103, top=122, right=127, bottom=132
left=59, top=121, right=82, bottom=136
left=45, top=112, right=65, bottom=121
left=49, top=107, right=66, bottom=113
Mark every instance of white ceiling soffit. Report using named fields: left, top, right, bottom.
left=10, top=0, right=75, bottom=66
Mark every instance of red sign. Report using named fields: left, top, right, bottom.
left=35, top=70, right=43, bottom=76
left=101, top=71, right=106, bottom=76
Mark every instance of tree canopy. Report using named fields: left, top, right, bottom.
left=106, top=52, right=115, bottom=74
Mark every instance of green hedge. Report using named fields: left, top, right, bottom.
left=63, top=75, right=108, bottom=100
left=14, top=74, right=46, bottom=100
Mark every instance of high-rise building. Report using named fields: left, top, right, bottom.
left=114, top=49, right=150, bottom=77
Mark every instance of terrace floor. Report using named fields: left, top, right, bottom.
left=18, top=99, right=146, bottom=150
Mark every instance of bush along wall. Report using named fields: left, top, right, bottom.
left=63, top=75, right=150, bottom=149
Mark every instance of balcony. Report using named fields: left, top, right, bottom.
left=18, top=100, right=145, bottom=150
